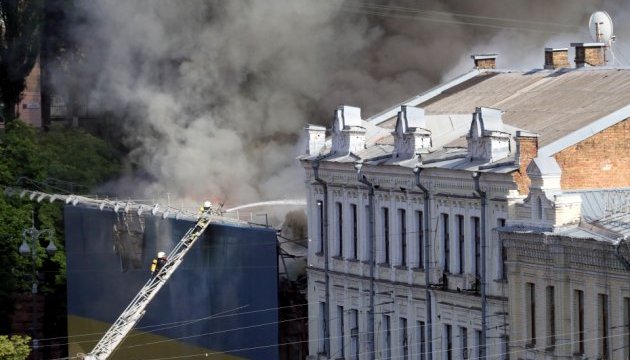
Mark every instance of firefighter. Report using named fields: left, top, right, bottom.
left=199, top=200, right=212, bottom=213
left=150, top=251, right=167, bottom=278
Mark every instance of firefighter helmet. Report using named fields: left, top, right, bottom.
left=203, top=200, right=212, bottom=210
left=157, top=251, right=166, bottom=258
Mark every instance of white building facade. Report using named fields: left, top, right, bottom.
left=302, top=104, right=517, bottom=360
left=301, top=50, right=630, bottom=360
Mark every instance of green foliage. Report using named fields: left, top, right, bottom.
left=0, top=0, right=44, bottom=122
left=0, top=198, right=33, bottom=332
left=39, top=124, right=121, bottom=189
left=0, top=335, right=31, bottom=360
left=1, top=120, right=45, bottom=182
left=0, top=120, right=121, bottom=332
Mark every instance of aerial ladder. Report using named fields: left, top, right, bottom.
left=80, top=209, right=213, bottom=360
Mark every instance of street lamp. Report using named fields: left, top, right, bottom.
left=19, top=226, right=57, bottom=360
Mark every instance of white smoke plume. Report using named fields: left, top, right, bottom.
left=60, top=0, right=626, bottom=207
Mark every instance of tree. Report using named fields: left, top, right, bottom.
left=0, top=120, right=121, bottom=343
left=0, top=0, right=43, bottom=122
left=0, top=335, right=30, bottom=360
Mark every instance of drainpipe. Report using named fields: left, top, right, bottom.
left=312, top=159, right=330, bottom=357
left=355, top=161, right=376, bottom=360
left=414, top=165, right=433, bottom=360
left=472, top=171, right=487, bottom=360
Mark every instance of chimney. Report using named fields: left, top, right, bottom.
left=544, top=48, right=570, bottom=69
left=393, top=106, right=431, bottom=159
left=513, top=130, right=539, bottom=195
left=471, top=54, right=498, bottom=69
left=304, top=124, right=326, bottom=156
left=571, top=42, right=605, bottom=67
left=331, top=105, right=366, bottom=155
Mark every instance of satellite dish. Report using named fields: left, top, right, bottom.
left=589, top=11, right=614, bottom=44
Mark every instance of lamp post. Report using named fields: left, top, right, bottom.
left=19, top=226, right=57, bottom=360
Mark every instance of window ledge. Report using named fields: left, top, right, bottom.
left=394, top=265, right=408, bottom=270
left=332, top=256, right=344, bottom=261
left=377, top=263, right=390, bottom=268
left=494, top=278, right=508, bottom=284
left=346, top=258, right=360, bottom=263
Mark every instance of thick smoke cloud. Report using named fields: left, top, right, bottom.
left=62, top=0, right=622, bottom=207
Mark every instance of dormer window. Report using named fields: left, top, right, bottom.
left=467, top=107, right=511, bottom=163
left=331, top=105, right=366, bottom=155
left=393, top=106, right=431, bottom=159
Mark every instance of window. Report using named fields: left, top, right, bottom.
left=350, top=309, right=359, bottom=360
left=351, top=204, right=358, bottom=260
left=417, top=210, right=424, bottom=269
left=497, top=218, right=507, bottom=280
left=625, top=298, right=630, bottom=360
left=536, top=196, right=543, bottom=219
left=400, top=317, right=408, bottom=360
left=599, top=294, right=609, bottom=359
left=418, top=321, right=426, bottom=360
left=336, top=202, right=343, bottom=257
left=574, top=290, right=584, bottom=354
left=460, top=327, right=468, bottom=360
left=501, top=335, right=509, bottom=360
left=383, top=315, right=391, bottom=360
left=473, top=217, right=480, bottom=278
left=383, top=207, right=390, bottom=264
left=526, top=283, right=536, bottom=345
left=547, top=286, right=555, bottom=348
left=338, top=305, right=345, bottom=357
left=399, top=209, right=407, bottom=266
left=316, top=200, right=324, bottom=253
left=456, top=215, right=465, bottom=274
left=445, top=324, right=452, bottom=360
left=319, top=302, right=328, bottom=354
left=365, top=205, right=370, bottom=261
left=442, top=213, right=450, bottom=272
left=475, top=330, right=483, bottom=360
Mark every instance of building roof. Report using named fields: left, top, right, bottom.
left=558, top=188, right=630, bottom=241
left=304, top=64, right=630, bottom=180
left=371, top=67, right=630, bottom=152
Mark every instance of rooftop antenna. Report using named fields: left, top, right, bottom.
left=589, top=10, right=615, bottom=64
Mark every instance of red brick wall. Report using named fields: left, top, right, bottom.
left=555, top=118, right=630, bottom=189
left=512, top=137, right=539, bottom=195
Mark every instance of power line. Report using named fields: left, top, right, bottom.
left=336, top=0, right=580, bottom=35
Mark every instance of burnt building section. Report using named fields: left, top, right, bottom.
left=112, top=211, right=145, bottom=271
left=65, top=205, right=279, bottom=360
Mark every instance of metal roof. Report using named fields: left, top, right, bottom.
left=370, top=67, right=630, bottom=152
left=566, top=188, right=630, bottom=221
left=309, top=66, right=630, bottom=175
left=562, top=188, right=630, bottom=241
left=418, top=68, right=630, bottom=149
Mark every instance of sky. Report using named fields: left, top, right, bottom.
left=55, top=0, right=629, bottom=208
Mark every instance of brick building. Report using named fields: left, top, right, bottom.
left=14, top=59, right=43, bottom=127
left=300, top=43, right=630, bottom=360
left=504, top=188, right=630, bottom=360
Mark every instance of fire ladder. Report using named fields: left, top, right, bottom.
left=81, top=212, right=213, bottom=360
